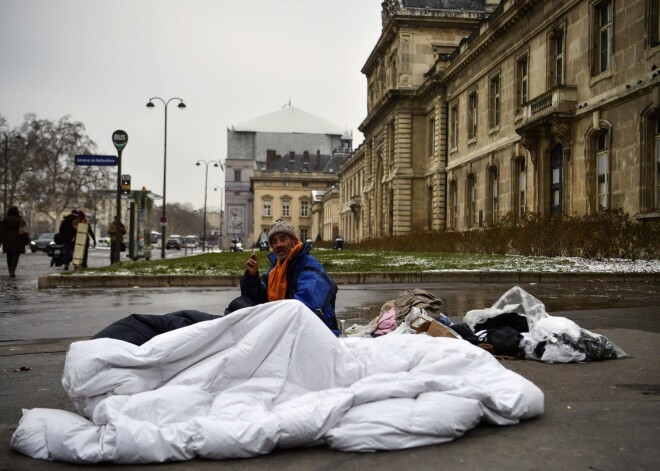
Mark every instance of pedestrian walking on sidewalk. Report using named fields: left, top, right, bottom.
left=0, top=206, right=29, bottom=277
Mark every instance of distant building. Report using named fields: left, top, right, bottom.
left=224, top=105, right=347, bottom=247
left=251, top=148, right=350, bottom=247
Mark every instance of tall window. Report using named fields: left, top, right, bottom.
left=468, top=92, right=478, bottom=140
left=468, top=175, right=477, bottom=228
left=390, top=53, right=397, bottom=88
left=518, top=159, right=527, bottom=217
left=655, top=117, right=660, bottom=208
left=450, top=104, right=459, bottom=149
left=282, top=200, right=290, bottom=217
left=593, top=0, right=613, bottom=75
left=300, top=229, right=308, bottom=242
left=428, top=117, right=436, bottom=157
left=550, top=28, right=565, bottom=86
left=450, top=181, right=458, bottom=229
left=597, top=131, right=610, bottom=209
left=234, top=169, right=241, bottom=182
left=427, top=185, right=433, bottom=230
left=517, top=55, right=529, bottom=108
left=389, top=120, right=396, bottom=169
left=301, top=200, right=309, bottom=217
left=469, top=175, right=477, bottom=227
left=648, top=0, right=660, bottom=47
left=551, top=145, right=563, bottom=214
left=489, top=75, right=500, bottom=128
left=263, top=200, right=271, bottom=217
left=490, top=167, right=499, bottom=224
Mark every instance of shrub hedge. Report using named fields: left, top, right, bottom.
left=351, top=209, right=660, bottom=261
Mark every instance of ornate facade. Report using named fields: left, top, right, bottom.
left=340, top=0, right=660, bottom=240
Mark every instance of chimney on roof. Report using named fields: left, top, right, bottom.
left=303, top=150, right=309, bottom=163
left=266, top=149, right=275, bottom=167
left=289, top=151, right=295, bottom=162
left=316, top=150, right=321, bottom=170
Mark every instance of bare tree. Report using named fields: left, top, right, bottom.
left=0, top=114, right=24, bottom=211
left=18, top=114, right=101, bottom=227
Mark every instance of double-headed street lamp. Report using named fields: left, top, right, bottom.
left=1, top=130, right=22, bottom=217
left=146, top=97, right=186, bottom=259
left=196, top=160, right=222, bottom=252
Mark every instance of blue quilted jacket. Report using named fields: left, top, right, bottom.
left=240, top=242, right=340, bottom=336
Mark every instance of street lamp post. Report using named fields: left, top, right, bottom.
left=213, top=185, right=224, bottom=250
left=1, top=130, right=22, bottom=216
left=146, top=97, right=186, bottom=259
left=91, top=172, right=105, bottom=238
left=196, top=160, right=221, bottom=252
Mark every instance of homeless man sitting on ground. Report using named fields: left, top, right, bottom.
left=225, top=219, right=340, bottom=336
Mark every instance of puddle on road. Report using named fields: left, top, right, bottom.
left=337, top=282, right=660, bottom=324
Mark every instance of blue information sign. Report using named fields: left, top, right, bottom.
left=75, top=155, right=118, bottom=166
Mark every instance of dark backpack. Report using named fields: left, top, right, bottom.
left=489, top=326, right=523, bottom=357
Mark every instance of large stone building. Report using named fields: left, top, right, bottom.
left=340, top=0, right=660, bottom=241
left=224, top=105, right=347, bottom=247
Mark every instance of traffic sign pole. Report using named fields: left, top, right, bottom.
left=112, top=130, right=128, bottom=264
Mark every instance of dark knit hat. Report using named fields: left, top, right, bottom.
left=268, top=219, right=297, bottom=241
left=77, top=210, right=85, bottom=219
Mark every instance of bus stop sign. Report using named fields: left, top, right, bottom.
left=112, top=130, right=128, bottom=150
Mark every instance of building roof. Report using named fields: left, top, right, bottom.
left=402, top=0, right=486, bottom=10
left=230, top=105, right=344, bottom=135
left=264, top=151, right=349, bottom=174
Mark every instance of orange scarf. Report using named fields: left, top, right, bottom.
left=267, top=242, right=303, bottom=301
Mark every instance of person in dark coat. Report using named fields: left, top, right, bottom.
left=226, top=218, right=340, bottom=336
left=58, top=210, right=78, bottom=270
left=108, top=217, right=126, bottom=264
left=0, top=206, right=29, bottom=277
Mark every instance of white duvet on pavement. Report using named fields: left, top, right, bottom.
left=11, top=299, right=543, bottom=463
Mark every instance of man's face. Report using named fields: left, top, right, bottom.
left=269, top=233, right=298, bottom=263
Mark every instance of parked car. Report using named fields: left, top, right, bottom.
left=31, top=232, right=57, bottom=253
left=165, top=236, right=182, bottom=250
left=96, top=237, right=111, bottom=248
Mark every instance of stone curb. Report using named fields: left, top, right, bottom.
left=37, top=271, right=659, bottom=289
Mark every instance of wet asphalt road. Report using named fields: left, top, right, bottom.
left=1, top=249, right=659, bottom=470
left=2, top=248, right=659, bottom=343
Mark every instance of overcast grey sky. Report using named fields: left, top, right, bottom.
left=0, top=0, right=383, bottom=208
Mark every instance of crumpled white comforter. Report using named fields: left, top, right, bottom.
left=11, top=299, right=543, bottom=464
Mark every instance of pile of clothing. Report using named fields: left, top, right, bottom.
left=345, top=286, right=627, bottom=363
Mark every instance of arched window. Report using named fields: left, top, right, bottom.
left=449, top=180, right=458, bottom=230
left=596, top=131, right=610, bottom=210
left=517, top=158, right=527, bottom=218
left=488, top=166, right=499, bottom=224
left=550, top=145, right=563, bottom=215
left=467, top=173, right=477, bottom=228
left=655, top=117, right=660, bottom=208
